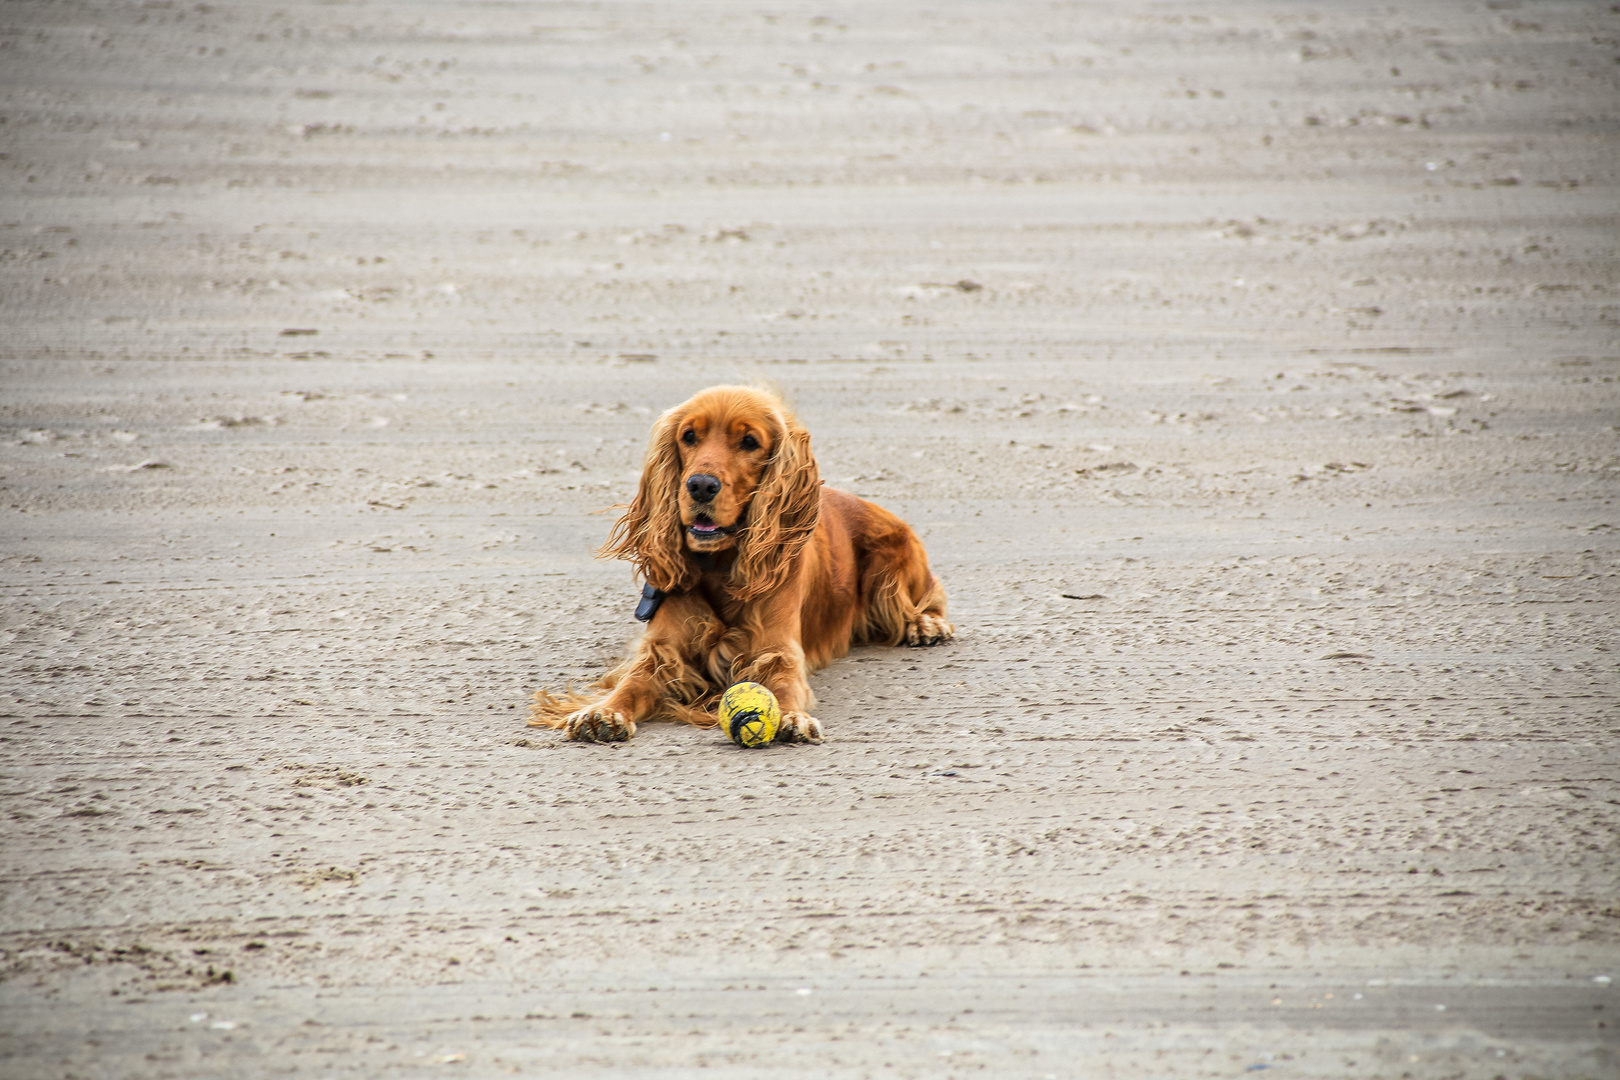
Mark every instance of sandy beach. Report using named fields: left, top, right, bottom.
left=2, top=1, right=1617, bottom=1076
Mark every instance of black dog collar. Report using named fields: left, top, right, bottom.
left=634, top=582, right=667, bottom=622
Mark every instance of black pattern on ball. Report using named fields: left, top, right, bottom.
left=728, top=709, right=764, bottom=744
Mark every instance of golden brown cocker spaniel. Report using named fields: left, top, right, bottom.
left=529, top=385, right=953, bottom=743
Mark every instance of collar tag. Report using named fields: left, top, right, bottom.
left=634, top=583, right=667, bottom=622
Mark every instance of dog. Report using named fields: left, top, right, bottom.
left=529, top=385, right=953, bottom=743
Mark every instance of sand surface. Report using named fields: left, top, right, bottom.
left=2, top=1, right=1618, bottom=1076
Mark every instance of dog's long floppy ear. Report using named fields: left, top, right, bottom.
left=731, top=405, right=821, bottom=601
left=598, top=405, right=701, bottom=593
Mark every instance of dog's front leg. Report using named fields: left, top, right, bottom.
left=731, top=601, right=823, bottom=745
left=566, top=592, right=720, bottom=742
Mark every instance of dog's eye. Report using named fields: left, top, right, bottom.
left=740, top=433, right=759, bottom=451
left=681, top=429, right=697, bottom=446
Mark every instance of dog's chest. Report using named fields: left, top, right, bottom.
left=694, top=574, right=750, bottom=625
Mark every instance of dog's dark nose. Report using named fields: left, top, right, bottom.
left=686, top=473, right=721, bottom=503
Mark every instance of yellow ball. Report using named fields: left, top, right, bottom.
left=719, top=681, right=780, bottom=748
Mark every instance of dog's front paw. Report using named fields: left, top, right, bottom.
left=775, top=710, right=824, bottom=744
left=565, top=705, right=636, bottom=743
left=904, top=613, right=955, bottom=646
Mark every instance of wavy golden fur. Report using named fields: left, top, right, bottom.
left=529, top=385, right=953, bottom=743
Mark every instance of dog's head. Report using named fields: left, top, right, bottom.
left=600, top=386, right=820, bottom=599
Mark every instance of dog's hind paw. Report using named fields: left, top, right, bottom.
left=565, top=706, right=636, bottom=742
left=904, top=613, right=954, bottom=646
left=775, top=711, right=824, bottom=744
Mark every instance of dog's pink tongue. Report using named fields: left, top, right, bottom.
left=691, top=522, right=718, bottom=534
